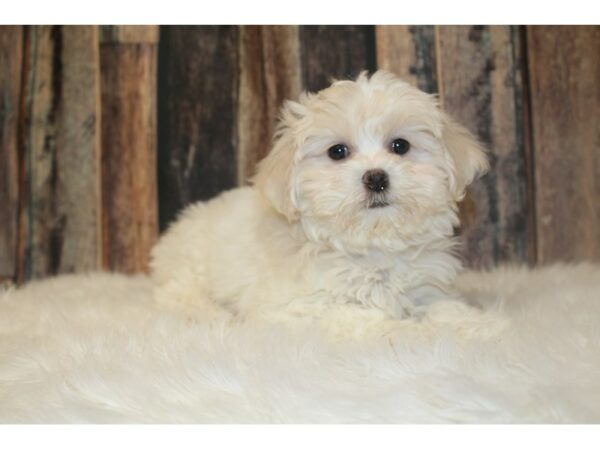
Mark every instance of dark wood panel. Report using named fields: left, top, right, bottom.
left=157, top=26, right=239, bottom=230
left=100, top=26, right=158, bottom=273
left=0, top=26, right=22, bottom=282
left=436, top=25, right=530, bottom=268
left=237, top=25, right=301, bottom=184
left=527, top=25, right=600, bottom=263
left=375, top=25, right=438, bottom=93
left=300, top=25, right=376, bottom=92
left=20, top=26, right=102, bottom=281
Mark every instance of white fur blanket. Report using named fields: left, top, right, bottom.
left=1, top=265, right=600, bottom=423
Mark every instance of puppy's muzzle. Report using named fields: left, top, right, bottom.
left=362, top=169, right=389, bottom=193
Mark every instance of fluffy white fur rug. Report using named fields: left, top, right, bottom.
left=1, top=264, right=600, bottom=423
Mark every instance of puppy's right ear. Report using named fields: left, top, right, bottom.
left=252, top=100, right=306, bottom=222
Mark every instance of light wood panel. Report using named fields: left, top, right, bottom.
left=100, top=25, right=159, bottom=273
left=20, top=26, right=102, bottom=281
left=237, top=25, right=302, bottom=184
left=527, top=25, right=600, bottom=263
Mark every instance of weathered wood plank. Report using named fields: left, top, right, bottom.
left=20, top=26, right=102, bottom=281
left=100, top=26, right=158, bottom=273
left=0, top=26, right=22, bottom=282
left=375, top=25, right=438, bottom=93
left=100, top=25, right=159, bottom=44
left=157, top=26, right=239, bottom=230
left=237, top=25, right=301, bottom=184
left=436, top=25, right=530, bottom=268
left=527, top=26, right=600, bottom=263
left=300, top=25, right=376, bottom=92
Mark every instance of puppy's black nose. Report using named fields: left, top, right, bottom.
left=362, top=169, right=389, bottom=193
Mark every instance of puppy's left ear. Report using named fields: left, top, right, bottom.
left=441, top=113, right=489, bottom=201
left=252, top=100, right=305, bottom=221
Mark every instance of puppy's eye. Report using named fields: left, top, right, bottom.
left=327, top=144, right=349, bottom=161
left=391, top=138, right=410, bottom=155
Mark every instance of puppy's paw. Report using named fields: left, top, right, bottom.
left=421, top=300, right=509, bottom=339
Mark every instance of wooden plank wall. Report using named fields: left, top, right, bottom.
left=527, top=26, right=600, bottom=264
left=100, top=26, right=158, bottom=273
left=237, top=26, right=302, bottom=185
left=300, top=26, right=377, bottom=92
left=435, top=25, right=531, bottom=268
left=1, top=25, right=159, bottom=283
left=0, top=25, right=598, bottom=285
left=20, top=26, right=102, bottom=281
left=157, top=26, right=239, bottom=230
left=0, top=26, right=22, bottom=283
left=376, top=26, right=438, bottom=94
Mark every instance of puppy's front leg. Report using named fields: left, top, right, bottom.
left=150, top=210, right=221, bottom=315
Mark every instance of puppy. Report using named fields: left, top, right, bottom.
left=150, top=71, right=488, bottom=334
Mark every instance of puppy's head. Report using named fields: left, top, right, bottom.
left=253, top=71, right=488, bottom=251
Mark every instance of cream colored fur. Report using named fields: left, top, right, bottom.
left=1, top=265, right=600, bottom=423
left=1, top=71, right=599, bottom=423
left=150, top=71, right=488, bottom=336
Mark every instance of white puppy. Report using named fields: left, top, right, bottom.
left=150, top=71, right=489, bottom=334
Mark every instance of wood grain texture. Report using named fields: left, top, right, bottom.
left=101, top=27, right=158, bottom=273
left=300, top=25, right=376, bottom=92
left=527, top=26, right=600, bottom=263
left=20, top=26, right=101, bottom=281
left=436, top=25, right=530, bottom=268
left=0, top=26, right=22, bottom=281
left=157, top=26, right=239, bottom=230
left=100, top=25, right=159, bottom=44
left=237, top=25, right=301, bottom=184
left=375, top=25, right=438, bottom=93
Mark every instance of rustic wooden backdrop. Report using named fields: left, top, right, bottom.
left=1, top=25, right=599, bottom=285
